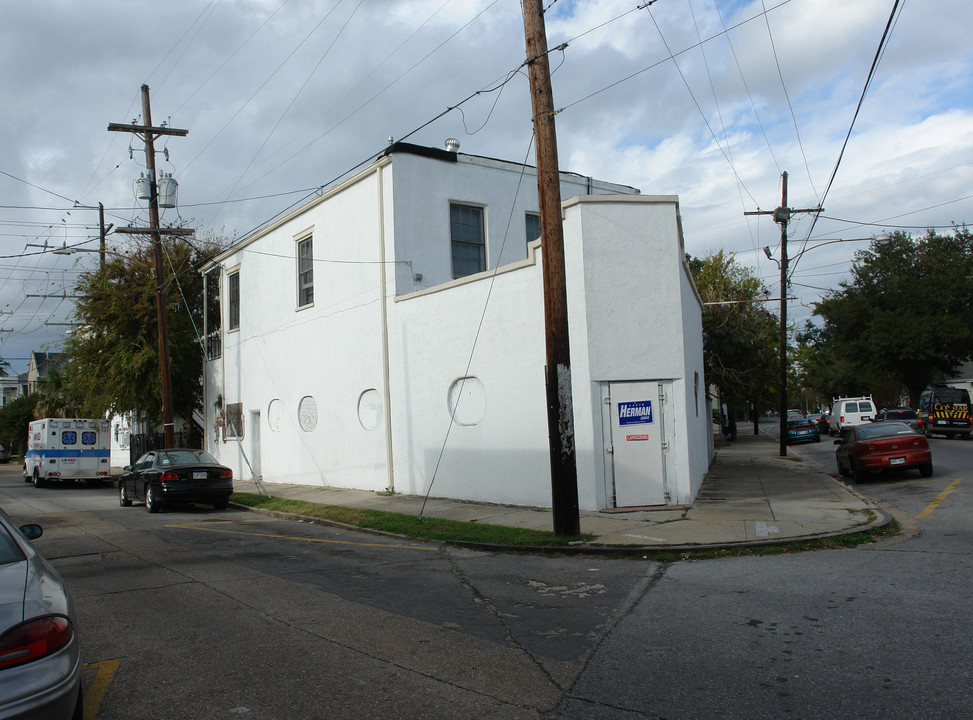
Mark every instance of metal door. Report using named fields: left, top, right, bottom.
left=603, top=381, right=669, bottom=507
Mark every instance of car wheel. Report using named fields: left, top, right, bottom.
left=23, top=465, right=30, bottom=483
left=852, top=464, right=869, bottom=483
left=213, top=497, right=229, bottom=511
left=919, top=462, right=933, bottom=478
left=119, top=483, right=132, bottom=507
left=145, top=485, right=160, bottom=513
left=33, top=468, right=47, bottom=489
left=836, top=458, right=849, bottom=477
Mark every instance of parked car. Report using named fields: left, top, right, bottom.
left=119, top=449, right=233, bottom=513
left=0, top=444, right=8, bottom=463
left=786, top=414, right=820, bottom=444
left=816, top=413, right=831, bottom=434
left=834, top=421, right=932, bottom=482
left=0, top=506, right=83, bottom=720
left=829, top=396, right=875, bottom=435
left=873, top=407, right=920, bottom=432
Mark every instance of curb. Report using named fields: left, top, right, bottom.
left=228, top=500, right=894, bottom=557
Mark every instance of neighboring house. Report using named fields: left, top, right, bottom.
left=0, top=375, right=19, bottom=407
left=201, top=141, right=710, bottom=511
left=26, top=351, right=64, bottom=395
left=939, top=361, right=973, bottom=398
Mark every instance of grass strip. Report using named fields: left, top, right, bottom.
left=230, top=492, right=593, bottom=547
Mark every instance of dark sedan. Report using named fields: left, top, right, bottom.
left=834, top=421, right=932, bottom=482
left=119, top=449, right=233, bottom=513
left=873, top=407, right=920, bottom=432
left=0, top=507, right=82, bottom=720
left=786, top=414, right=820, bottom=444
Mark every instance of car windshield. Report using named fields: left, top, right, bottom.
left=857, top=422, right=914, bottom=440
left=158, top=449, right=220, bottom=466
left=886, top=409, right=917, bottom=420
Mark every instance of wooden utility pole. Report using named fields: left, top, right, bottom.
left=522, top=0, right=580, bottom=536
left=108, top=85, right=189, bottom=449
left=745, top=172, right=820, bottom=456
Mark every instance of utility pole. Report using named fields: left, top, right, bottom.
left=522, top=0, right=580, bottom=536
left=745, top=171, right=820, bottom=456
left=109, top=85, right=189, bottom=449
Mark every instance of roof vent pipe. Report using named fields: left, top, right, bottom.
left=445, top=138, right=460, bottom=153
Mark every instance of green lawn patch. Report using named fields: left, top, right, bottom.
left=230, top=492, right=593, bottom=547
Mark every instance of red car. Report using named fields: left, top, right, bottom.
left=834, top=421, right=932, bottom=482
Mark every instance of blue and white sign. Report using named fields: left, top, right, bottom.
left=618, top=400, right=653, bottom=426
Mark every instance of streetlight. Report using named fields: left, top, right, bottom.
left=765, top=232, right=890, bottom=455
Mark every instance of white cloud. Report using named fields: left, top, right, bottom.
left=0, top=0, right=971, bottom=372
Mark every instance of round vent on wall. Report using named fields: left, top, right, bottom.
left=298, top=396, right=318, bottom=432
left=448, top=376, right=486, bottom=426
left=358, top=389, right=383, bottom=430
left=267, top=399, right=282, bottom=432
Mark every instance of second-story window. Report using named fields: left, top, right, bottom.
left=205, top=268, right=221, bottom=360
left=227, top=271, right=240, bottom=331
left=297, top=236, right=313, bottom=308
left=450, top=203, right=485, bottom=278
left=525, top=212, right=541, bottom=248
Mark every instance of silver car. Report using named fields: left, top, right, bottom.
left=0, top=507, right=82, bottom=720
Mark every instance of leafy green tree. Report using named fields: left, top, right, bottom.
left=811, top=229, right=973, bottom=407
left=0, top=392, right=40, bottom=457
left=689, top=251, right=779, bottom=427
left=59, top=236, right=220, bottom=430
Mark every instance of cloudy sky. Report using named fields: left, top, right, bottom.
left=2, top=0, right=971, bottom=375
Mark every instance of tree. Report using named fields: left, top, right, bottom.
left=0, top=392, right=40, bottom=457
left=59, top=236, right=221, bottom=431
left=811, top=229, right=973, bottom=407
left=688, top=251, right=779, bottom=428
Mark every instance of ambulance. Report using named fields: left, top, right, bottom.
left=23, top=418, right=112, bottom=487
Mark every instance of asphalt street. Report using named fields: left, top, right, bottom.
left=1, top=432, right=970, bottom=720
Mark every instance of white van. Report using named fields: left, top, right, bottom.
left=24, top=418, right=111, bottom=487
left=828, top=397, right=875, bottom=435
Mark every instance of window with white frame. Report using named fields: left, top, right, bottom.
left=297, top=235, right=313, bottom=307
left=450, top=203, right=485, bottom=278
left=227, top=270, right=240, bottom=331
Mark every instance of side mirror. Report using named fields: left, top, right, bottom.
left=19, top=524, right=43, bottom=541
left=833, top=439, right=842, bottom=445
left=123, top=465, right=132, bottom=472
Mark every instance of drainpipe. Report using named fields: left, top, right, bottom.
left=377, top=164, right=395, bottom=493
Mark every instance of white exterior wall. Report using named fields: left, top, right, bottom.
left=203, top=149, right=708, bottom=510
left=212, top=166, right=391, bottom=490
left=561, top=196, right=707, bottom=506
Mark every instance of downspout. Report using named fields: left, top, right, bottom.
left=377, top=164, right=395, bottom=493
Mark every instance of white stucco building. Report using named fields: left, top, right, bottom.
left=202, top=142, right=711, bottom=511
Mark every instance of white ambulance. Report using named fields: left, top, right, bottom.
left=23, top=418, right=112, bottom=487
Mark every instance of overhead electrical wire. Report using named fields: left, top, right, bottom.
left=788, top=0, right=905, bottom=280
left=209, top=0, right=367, bottom=227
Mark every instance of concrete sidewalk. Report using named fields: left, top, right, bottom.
left=232, top=431, right=886, bottom=550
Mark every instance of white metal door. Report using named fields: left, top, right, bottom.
left=604, top=382, right=668, bottom=507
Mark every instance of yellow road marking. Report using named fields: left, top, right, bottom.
left=917, top=478, right=962, bottom=519
left=164, top=523, right=437, bottom=551
left=82, top=659, right=119, bottom=720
